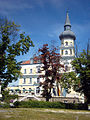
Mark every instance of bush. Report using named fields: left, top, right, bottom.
left=2, top=90, right=18, bottom=103
left=14, top=100, right=65, bottom=108
left=13, top=100, right=88, bottom=110
left=0, top=102, right=10, bottom=108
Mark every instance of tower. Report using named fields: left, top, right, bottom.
left=59, top=12, right=76, bottom=72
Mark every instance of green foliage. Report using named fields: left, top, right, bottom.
left=14, top=100, right=65, bottom=109
left=72, top=49, right=90, bottom=103
left=13, top=100, right=88, bottom=110
left=60, top=72, right=80, bottom=93
left=0, top=18, right=34, bottom=90
left=2, top=90, right=18, bottom=103
left=0, top=102, right=10, bottom=108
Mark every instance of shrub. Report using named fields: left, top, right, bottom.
left=14, top=100, right=65, bottom=108
left=2, top=90, right=18, bottom=103
left=13, top=100, right=88, bottom=110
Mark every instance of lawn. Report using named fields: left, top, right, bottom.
left=0, top=108, right=90, bottom=120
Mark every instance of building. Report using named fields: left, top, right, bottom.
left=7, top=12, right=84, bottom=103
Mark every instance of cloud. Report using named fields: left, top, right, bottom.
left=0, top=0, right=33, bottom=15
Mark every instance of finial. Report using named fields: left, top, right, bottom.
left=66, top=9, right=69, bottom=14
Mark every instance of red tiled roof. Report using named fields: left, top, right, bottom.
left=21, top=56, right=41, bottom=65
left=21, top=60, right=30, bottom=65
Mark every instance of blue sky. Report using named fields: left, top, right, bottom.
left=0, top=0, right=90, bottom=62
left=0, top=0, right=90, bottom=61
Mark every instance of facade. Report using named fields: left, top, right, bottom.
left=7, top=12, right=84, bottom=103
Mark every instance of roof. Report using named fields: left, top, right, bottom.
left=64, top=12, right=71, bottom=27
left=21, top=60, right=30, bottom=65
left=21, top=56, right=41, bottom=65
left=59, top=12, right=76, bottom=40
left=59, top=30, right=76, bottom=40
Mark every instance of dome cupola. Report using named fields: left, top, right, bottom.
left=59, top=12, right=76, bottom=40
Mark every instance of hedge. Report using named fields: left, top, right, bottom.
left=14, top=100, right=88, bottom=110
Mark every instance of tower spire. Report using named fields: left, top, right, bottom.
left=64, top=11, right=71, bottom=31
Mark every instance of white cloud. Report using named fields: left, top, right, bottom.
left=0, top=0, right=33, bottom=15
left=0, top=0, right=65, bottom=15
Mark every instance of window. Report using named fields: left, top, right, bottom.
left=29, top=88, right=32, bottom=93
left=23, top=78, right=26, bottom=84
left=23, top=88, right=25, bottom=93
left=36, top=87, right=40, bottom=94
left=70, top=42, right=72, bottom=46
left=30, top=69, right=32, bottom=73
left=24, top=69, right=26, bottom=74
left=70, top=49, right=72, bottom=55
left=29, top=78, right=32, bottom=84
left=61, top=50, right=63, bottom=55
left=65, top=65, right=68, bottom=71
left=37, top=66, right=41, bottom=73
left=65, top=50, right=68, bottom=55
left=65, top=42, right=68, bottom=46
left=37, top=78, right=40, bottom=83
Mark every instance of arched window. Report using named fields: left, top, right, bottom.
left=65, top=50, right=68, bottom=55
left=65, top=42, right=68, bottom=46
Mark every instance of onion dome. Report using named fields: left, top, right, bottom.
left=59, top=12, right=76, bottom=40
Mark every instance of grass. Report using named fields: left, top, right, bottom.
left=0, top=108, right=90, bottom=120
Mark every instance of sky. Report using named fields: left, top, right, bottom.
left=0, top=0, right=90, bottom=62
left=0, top=0, right=90, bottom=85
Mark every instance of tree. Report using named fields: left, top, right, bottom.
left=61, top=48, right=90, bottom=103
left=0, top=18, right=34, bottom=91
left=60, top=72, right=79, bottom=93
left=38, top=44, right=63, bottom=101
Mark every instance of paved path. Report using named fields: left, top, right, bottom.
left=37, top=109, right=90, bottom=114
